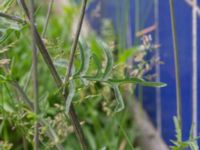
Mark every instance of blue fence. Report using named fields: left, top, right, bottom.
left=87, top=0, right=200, bottom=146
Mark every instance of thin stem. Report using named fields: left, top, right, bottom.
left=63, top=1, right=89, bottom=149
left=63, top=0, right=88, bottom=84
left=42, top=0, right=54, bottom=37
left=0, top=12, right=26, bottom=24
left=154, top=0, right=162, bottom=134
left=138, top=85, right=143, bottom=106
left=2, top=54, right=34, bottom=110
left=17, top=0, right=63, bottom=86
left=17, top=0, right=88, bottom=149
left=24, top=0, right=54, bottom=91
left=169, top=0, right=182, bottom=125
left=22, top=137, right=28, bottom=150
left=11, top=81, right=34, bottom=109
left=29, top=0, right=39, bottom=149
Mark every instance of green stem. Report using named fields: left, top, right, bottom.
left=11, top=81, right=34, bottom=109
left=169, top=0, right=182, bottom=125
left=29, top=0, right=39, bottom=149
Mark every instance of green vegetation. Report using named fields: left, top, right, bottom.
left=3, top=0, right=195, bottom=150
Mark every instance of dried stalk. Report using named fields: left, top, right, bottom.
left=29, top=0, right=39, bottom=149
left=17, top=0, right=88, bottom=149
left=169, top=0, right=182, bottom=125
left=24, top=0, right=54, bottom=91
left=42, top=0, right=54, bottom=37
left=0, top=12, right=26, bottom=23
left=63, top=1, right=89, bottom=148
left=63, top=0, right=88, bottom=84
left=10, top=81, right=34, bottom=109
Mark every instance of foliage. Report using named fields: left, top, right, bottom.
left=170, top=117, right=199, bottom=150
left=0, top=0, right=166, bottom=150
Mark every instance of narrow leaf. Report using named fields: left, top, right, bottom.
left=92, top=53, right=102, bottom=78
left=81, top=54, right=103, bottom=81
left=0, top=75, right=7, bottom=83
left=82, top=76, right=167, bottom=88
left=140, top=81, right=167, bottom=87
left=65, top=80, right=75, bottom=114
left=98, top=40, right=113, bottom=80
left=0, top=0, right=15, bottom=12
left=74, top=40, right=91, bottom=77
left=53, top=58, right=68, bottom=68
left=106, top=78, right=144, bottom=85
left=113, top=85, right=125, bottom=113
left=0, top=29, right=12, bottom=44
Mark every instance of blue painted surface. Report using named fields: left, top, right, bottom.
left=159, top=0, right=192, bottom=144
left=198, top=1, right=200, bottom=147
left=87, top=0, right=200, bottom=146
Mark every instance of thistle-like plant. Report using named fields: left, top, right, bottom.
left=64, top=39, right=166, bottom=114
left=0, top=0, right=166, bottom=149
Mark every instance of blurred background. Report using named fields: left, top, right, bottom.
left=86, top=0, right=200, bottom=146
left=0, top=0, right=200, bottom=149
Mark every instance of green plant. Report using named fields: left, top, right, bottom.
left=0, top=0, right=166, bottom=149
left=169, top=0, right=199, bottom=149
left=171, top=117, right=199, bottom=150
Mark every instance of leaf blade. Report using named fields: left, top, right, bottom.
left=65, top=80, right=75, bottom=114
left=74, top=40, right=91, bottom=77
left=113, top=85, right=125, bottom=113
left=97, top=40, right=113, bottom=80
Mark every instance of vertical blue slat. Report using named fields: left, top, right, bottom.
left=138, top=1, right=157, bottom=127
left=197, top=0, right=200, bottom=146
left=87, top=0, right=200, bottom=146
left=159, top=0, right=193, bottom=144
